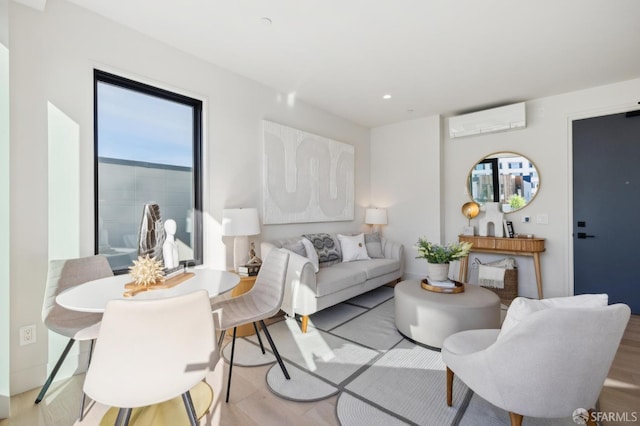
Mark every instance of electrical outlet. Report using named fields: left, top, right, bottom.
left=20, top=325, right=36, bottom=346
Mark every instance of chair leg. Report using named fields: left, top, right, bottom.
left=260, top=320, right=290, bottom=379
left=446, top=367, right=454, bottom=407
left=217, top=329, right=226, bottom=349
left=35, top=338, right=76, bottom=404
left=301, top=315, right=309, bottom=333
left=225, top=327, right=237, bottom=403
left=181, top=391, right=198, bottom=426
left=79, top=339, right=96, bottom=421
left=253, top=322, right=266, bottom=354
left=509, top=412, right=523, bottom=426
left=115, top=407, right=132, bottom=426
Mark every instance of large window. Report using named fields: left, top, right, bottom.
left=94, top=70, right=202, bottom=273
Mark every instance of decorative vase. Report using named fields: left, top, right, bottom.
left=479, top=202, right=504, bottom=237
left=137, top=203, right=165, bottom=262
left=426, top=262, right=450, bottom=281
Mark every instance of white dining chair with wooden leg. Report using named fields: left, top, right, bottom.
left=35, top=255, right=113, bottom=422
left=212, top=249, right=291, bottom=403
left=83, top=290, right=217, bottom=426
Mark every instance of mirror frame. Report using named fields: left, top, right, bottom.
left=466, top=151, right=540, bottom=213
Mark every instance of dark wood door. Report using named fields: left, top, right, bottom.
left=573, top=111, right=640, bottom=313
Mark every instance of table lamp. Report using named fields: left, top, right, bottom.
left=221, top=208, right=261, bottom=271
left=461, top=201, right=480, bottom=236
left=365, top=208, right=388, bottom=233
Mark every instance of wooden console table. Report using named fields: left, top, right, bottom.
left=458, top=235, right=546, bottom=299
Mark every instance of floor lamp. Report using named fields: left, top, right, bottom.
left=222, top=208, right=261, bottom=271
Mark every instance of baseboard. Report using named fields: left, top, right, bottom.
left=10, top=350, right=90, bottom=395
left=0, top=394, right=9, bottom=419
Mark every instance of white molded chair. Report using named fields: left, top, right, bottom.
left=442, top=303, right=630, bottom=426
left=83, top=290, right=216, bottom=426
left=36, top=255, right=113, bottom=420
left=211, top=249, right=291, bottom=402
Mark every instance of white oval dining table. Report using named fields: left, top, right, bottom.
left=56, top=267, right=240, bottom=313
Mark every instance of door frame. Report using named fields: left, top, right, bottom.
left=566, top=102, right=639, bottom=296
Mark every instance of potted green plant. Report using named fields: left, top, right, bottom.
left=415, top=238, right=473, bottom=281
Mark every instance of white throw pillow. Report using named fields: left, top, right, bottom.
left=498, top=294, right=608, bottom=340
left=337, top=233, right=371, bottom=262
left=300, top=237, right=320, bottom=272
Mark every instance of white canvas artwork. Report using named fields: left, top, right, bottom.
left=263, top=120, right=355, bottom=224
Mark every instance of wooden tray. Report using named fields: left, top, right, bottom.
left=123, top=272, right=195, bottom=297
left=421, top=278, right=465, bottom=293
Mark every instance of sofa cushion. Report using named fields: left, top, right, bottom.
left=315, top=263, right=367, bottom=297
left=348, top=258, right=400, bottom=280
left=300, top=238, right=320, bottom=272
left=303, top=233, right=342, bottom=267
left=364, top=232, right=384, bottom=258
left=282, top=239, right=306, bottom=257
left=338, top=233, right=371, bottom=262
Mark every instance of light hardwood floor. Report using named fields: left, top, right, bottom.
left=2, top=315, right=639, bottom=426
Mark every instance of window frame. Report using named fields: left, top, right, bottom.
left=93, top=69, right=203, bottom=273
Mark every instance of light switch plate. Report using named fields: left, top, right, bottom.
left=536, top=214, right=549, bottom=225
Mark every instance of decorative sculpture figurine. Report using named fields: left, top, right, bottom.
left=246, top=242, right=262, bottom=265
left=128, top=255, right=165, bottom=286
left=137, top=203, right=165, bottom=262
left=478, top=202, right=505, bottom=237
left=162, top=219, right=179, bottom=269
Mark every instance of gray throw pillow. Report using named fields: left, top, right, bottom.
left=364, top=232, right=384, bottom=258
left=302, top=233, right=341, bottom=267
left=283, top=240, right=307, bottom=257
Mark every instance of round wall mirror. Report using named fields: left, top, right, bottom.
left=467, top=152, right=540, bottom=213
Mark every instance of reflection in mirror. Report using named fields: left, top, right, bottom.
left=468, top=152, right=540, bottom=213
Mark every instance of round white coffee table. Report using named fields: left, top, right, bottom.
left=394, top=280, right=500, bottom=349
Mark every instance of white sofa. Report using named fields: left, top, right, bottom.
left=262, top=233, right=404, bottom=332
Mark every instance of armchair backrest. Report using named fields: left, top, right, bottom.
left=486, top=303, right=630, bottom=417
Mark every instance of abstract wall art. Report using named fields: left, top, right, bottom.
left=263, top=120, right=355, bottom=224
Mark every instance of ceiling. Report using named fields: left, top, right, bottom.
left=63, top=0, right=640, bottom=128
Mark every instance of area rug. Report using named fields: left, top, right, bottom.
left=222, top=288, right=577, bottom=425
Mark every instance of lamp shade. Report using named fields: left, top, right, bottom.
left=221, top=208, right=261, bottom=236
left=365, top=208, right=388, bottom=225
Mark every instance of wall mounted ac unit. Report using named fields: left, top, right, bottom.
left=448, top=102, right=526, bottom=138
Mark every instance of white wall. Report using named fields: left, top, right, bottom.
left=370, top=115, right=442, bottom=279
left=442, top=78, right=640, bottom=298
left=9, top=0, right=370, bottom=394
left=0, top=0, right=10, bottom=418
left=371, top=79, right=640, bottom=298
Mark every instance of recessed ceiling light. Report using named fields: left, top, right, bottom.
left=261, top=17, right=272, bottom=25
left=382, top=94, right=392, bottom=100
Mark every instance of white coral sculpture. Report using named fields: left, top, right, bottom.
left=129, top=255, right=165, bottom=286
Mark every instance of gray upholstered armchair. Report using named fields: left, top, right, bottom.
left=442, top=301, right=630, bottom=426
